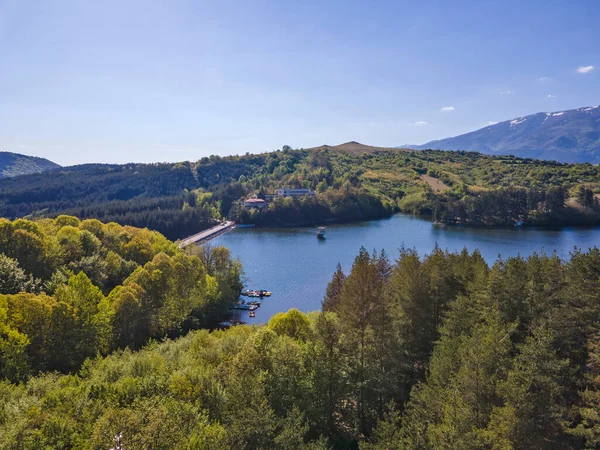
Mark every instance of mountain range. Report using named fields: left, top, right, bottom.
left=0, top=152, right=60, bottom=178
left=406, top=105, right=600, bottom=163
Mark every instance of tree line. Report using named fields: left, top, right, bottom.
left=1, top=147, right=599, bottom=239
left=229, top=187, right=394, bottom=226
left=431, top=184, right=600, bottom=227
left=2, top=245, right=600, bottom=448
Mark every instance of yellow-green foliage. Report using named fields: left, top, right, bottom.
left=0, top=216, right=242, bottom=383
left=2, top=247, right=600, bottom=448
left=0, top=317, right=329, bottom=449
left=268, top=309, right=313, bottom=341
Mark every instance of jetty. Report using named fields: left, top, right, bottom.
left=178, top=221, right=236, bottom=247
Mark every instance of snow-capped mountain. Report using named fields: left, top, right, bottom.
left=408, top=105, right=600, bottom=163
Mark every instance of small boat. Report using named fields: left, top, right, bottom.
left=249, top=311, right=256, bottom=318
left=242, top=290, right=259, bottom=297
left=231, top=304, right=259, bottom=311
left=242, top=289, right=271, bottom=297
left=317, top=227, right=326, bottom=239
left=247, top=300, right=261, bottom=306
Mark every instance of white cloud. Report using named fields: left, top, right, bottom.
left=538, top=76, right=549, bottom=82
left=414, top=121, right=428, bottom=126
left=577, top=65, right=594, bottom=74
left=547, top=94, right=556, bottom=98
left=500, top=90, right=513, bottom=95
left=488, top=121, right=498, bottom=125
left=440, top=106, right=455, bottom=112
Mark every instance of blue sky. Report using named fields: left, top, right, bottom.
left=1, top=0, right=599, bottom=165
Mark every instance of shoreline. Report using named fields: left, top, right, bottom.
left=234, top=211, right=600, bottom=233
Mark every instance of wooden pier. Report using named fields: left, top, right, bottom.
left=178, top=221, right=236, bottom=247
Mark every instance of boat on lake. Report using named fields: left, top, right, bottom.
left=231, top=304, right=258, bottom=311
left=242, top=289, right=271, bottom=297
left=317, top=227, right=326, bottom=239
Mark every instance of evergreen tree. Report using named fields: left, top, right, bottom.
left=322, top=263, right=346, bottom=313
left=335, top=247, right=380, bottom=435
left=485, top=325, right=570, bottom=449
left=371, top=249, right=405, bottom=417
left=570, top=331, right=600, bottom=448
left=427, top=308, right=515, bottom=448
left=385, top=248, right=432, bottom=390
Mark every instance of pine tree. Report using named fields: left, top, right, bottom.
left=385, top=248, right=432, bottom=390
left=570, top=331, right=600, bottom=448
left=371, top=249, right=405, bottom=418
left=322, top=263, right=346, bottom=312
left=485, top=325, right=570, bottom=449
left=312, top=312, right=346, bottom=438
left=427, top=308, right=515, bottom=448
left=335, top=247, right=380, bottom=436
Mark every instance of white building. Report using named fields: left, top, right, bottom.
left=276, top=188, right=316, bottom=198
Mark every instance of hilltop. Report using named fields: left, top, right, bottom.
left=1, top=145, right=599, bottom=237
left=307, top=141, right=408, bottom=155
left=409, top=105, right=600, bottom=163
left=0, top=151, right=60, bottom=178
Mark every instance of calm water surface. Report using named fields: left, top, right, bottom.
left=211, top=214, right=600, bottom=324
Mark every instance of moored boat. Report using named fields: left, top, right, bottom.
left=242, top=289, right=271, bottom=297
left=231, top=304, right=258, bottom=311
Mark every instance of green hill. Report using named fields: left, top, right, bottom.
left=0, top=151, right=60, bottom=178
left=1, top=145, right=600, bottom=236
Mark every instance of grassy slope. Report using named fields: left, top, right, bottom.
left=0, top=143, right=598, bottom=231
left=319, top=144, right=597, bottom=196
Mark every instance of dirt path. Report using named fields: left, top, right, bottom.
left=420, top=174, right=450, bottom=192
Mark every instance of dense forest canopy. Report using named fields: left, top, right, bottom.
left=0, top=215, right=242, bottom=382
left=0, top=151, right=60, bottom=179
left=1, top=146, right=599, bottom=239
left=2, top=242, right=600, bottom=449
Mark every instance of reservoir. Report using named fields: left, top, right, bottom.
left=212, top=214, right=600, bottom=323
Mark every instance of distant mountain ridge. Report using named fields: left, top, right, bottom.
left=0, top=151, right=60, bottom=178
left=407, top=105, right=600, bottom=163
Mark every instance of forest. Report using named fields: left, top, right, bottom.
left=0, top=215, right=243, bottom=382
left=1, top=146, right=599, bottom=240
left=2, top=239, right=600, bottom=449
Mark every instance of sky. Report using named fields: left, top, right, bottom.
left=1, top=0, right=599, bottom=166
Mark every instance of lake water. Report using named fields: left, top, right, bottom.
left=211, top=214, right=600, bottom=324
